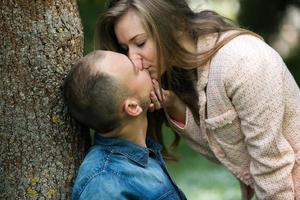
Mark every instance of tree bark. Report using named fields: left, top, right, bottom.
left=0, top=0, right=86, bottom=199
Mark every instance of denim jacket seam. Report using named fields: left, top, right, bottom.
left=156, top=189, right=175, bottom=200
left=104, top=148, right=144, bottom=178
left=77, top=150, right=113, bottom=198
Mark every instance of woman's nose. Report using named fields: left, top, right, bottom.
left=128, top=54, right=143, bottom=70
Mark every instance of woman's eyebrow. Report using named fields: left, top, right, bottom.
left=118, top=33, right=146, bottom=47
left=129, top=33, right=146, bottom=42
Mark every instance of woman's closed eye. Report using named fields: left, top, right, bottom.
left=136, top=41, right=145, bottom=47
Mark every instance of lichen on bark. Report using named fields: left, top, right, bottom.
left=0, top=0, right=87, bottom=199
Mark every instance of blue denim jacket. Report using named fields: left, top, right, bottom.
left=72, top=134, right=186, bottom=200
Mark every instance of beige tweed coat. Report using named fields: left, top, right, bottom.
left=167, top=33, right=300, bottom=200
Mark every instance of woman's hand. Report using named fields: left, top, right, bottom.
left=149, top=79, right=175, bottom=111
left=149, top=79, right=186, bottom=123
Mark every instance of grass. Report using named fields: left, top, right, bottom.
left=164, top=127, right=241, bottom=200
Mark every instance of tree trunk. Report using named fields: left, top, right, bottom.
left=0, top=0, right=86, bottom=199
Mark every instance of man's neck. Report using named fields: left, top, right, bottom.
left=114, top=114, right=148, bottom=147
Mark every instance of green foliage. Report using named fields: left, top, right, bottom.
left=77, top=0, right=105, bottom=54
left=238, top=0, right=293, bottom=42
left=285, top=45, right=300, bottom=86
left=163, top=126, right=240, bottom=200
left=238, top=0, right=300, bottom=86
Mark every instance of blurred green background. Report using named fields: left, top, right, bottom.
left=76, top=0, right=300, bottom=199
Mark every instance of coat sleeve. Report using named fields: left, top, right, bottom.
left=165, top=91, right=219, bottom=162
left=224, top=35, right=295, bottom=199
left=165, top=106, right=199, bottom=136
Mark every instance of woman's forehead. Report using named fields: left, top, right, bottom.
left=114, top=9, right=146, bottom=41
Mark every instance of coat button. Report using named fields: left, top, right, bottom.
left=243, top=172, right=252, bottom=181
left=218, top=150, right=226, bottom=158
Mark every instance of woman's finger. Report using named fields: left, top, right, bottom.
left=161, top=89, right=174, bottom=108
left=152, top=79, right=162, bottom=101
left=150, top=91, right=162, bottom=110
left=148, top=103, right=155, bottom=112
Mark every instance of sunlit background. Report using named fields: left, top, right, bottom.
left=77, top=0, right=300, bottom=199
left=190, top=0, right=300, bottom=60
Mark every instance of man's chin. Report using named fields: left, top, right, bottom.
left=141, top=98, right=151, bottom=111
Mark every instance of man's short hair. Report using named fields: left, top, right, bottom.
left=63, top=51, right=127, bottom=133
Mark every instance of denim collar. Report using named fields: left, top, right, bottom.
left=94, top=134, right=162, bottom=167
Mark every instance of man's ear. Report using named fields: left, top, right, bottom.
left=123, top=99, right=143, bottom=117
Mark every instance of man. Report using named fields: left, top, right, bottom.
left=63, top=50, right=186, bottom=200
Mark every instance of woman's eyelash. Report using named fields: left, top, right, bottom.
left=137, top=42, right=145, bottom=47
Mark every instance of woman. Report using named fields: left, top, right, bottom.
left=95, top=0, right=300, bottom=199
